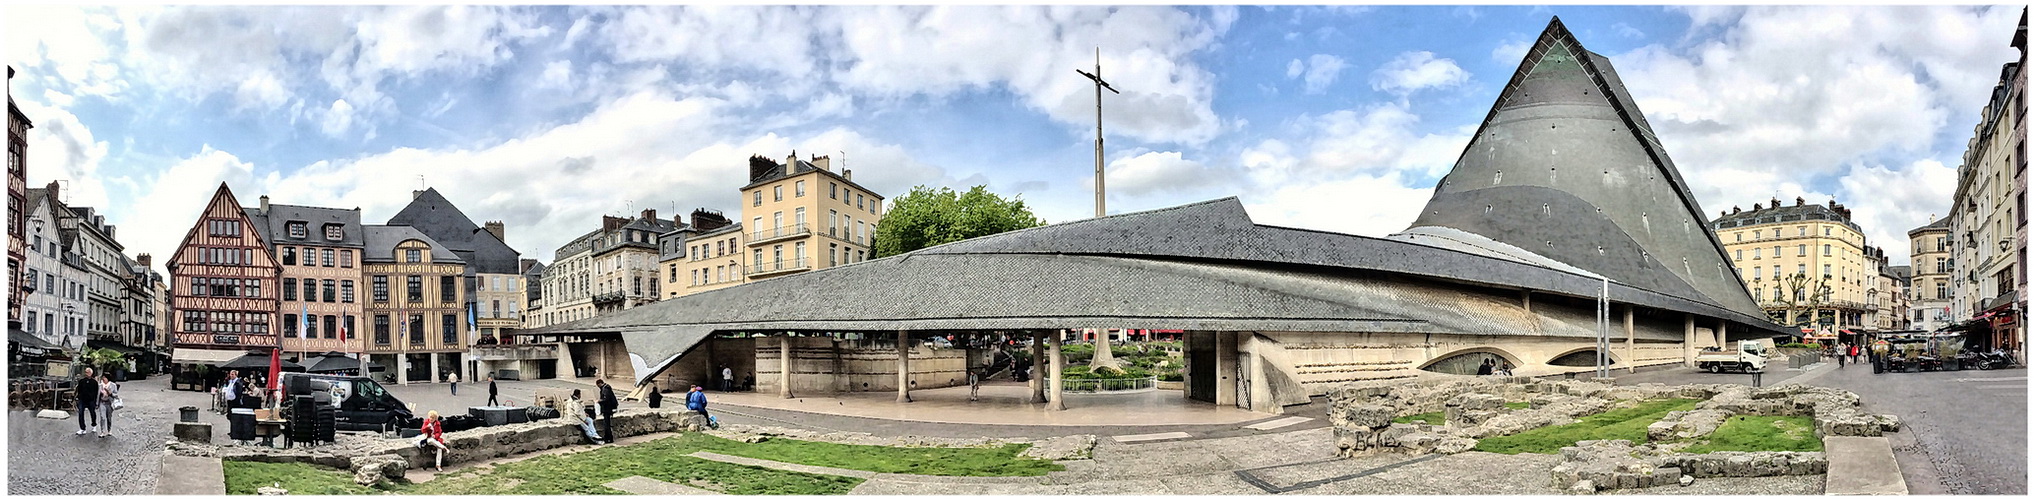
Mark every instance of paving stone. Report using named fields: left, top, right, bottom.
left=603, top=475, right=721, bottom=495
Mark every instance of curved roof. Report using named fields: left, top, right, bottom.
left=526, top=197, right=1789, bottom=385
left=1402, top=17, right=1763, bottom=318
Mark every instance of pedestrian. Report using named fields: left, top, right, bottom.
left=566, top=389, right=603, bottom=444
left=1476, top=358, right=1495, bottom=376
left=417, top=410, right=448, bottom=472
left=96, top=373, right=120, bottom=438
left=596, top=378, right=618, bottom=443
left=449, top=371, right=460, bottom=396
left=720, top=366, right=733, bottom=392
left=968, top=368, right=981, bottom=401
left=1850, top=343, right=1861, bottom=364
left=647, top=383, right=663, bottom=409
left=486, top=375, right=499, bottom=406
left=685, top=385, right=713, bottom=428
left=74, top=367, right=100, bottom=436
left=1498, top=359, right=1514, bottom=376
left=1838, top=344, right=1847, bottom=368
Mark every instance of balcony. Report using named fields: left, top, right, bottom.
left=591, top=292, right=625, bottom=305
left=746, top=258, right=811, bottom=278
left=747, top=224, right=812, bottom=246
left=472, top=343, right=558, bottom=361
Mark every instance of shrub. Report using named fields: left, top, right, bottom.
left=1777, top=343, right=1821, bottom=349
left=1157, top=373, right=1183, bottom=382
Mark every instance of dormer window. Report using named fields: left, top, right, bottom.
left=324, top=224, right=343, bottom=241
left=287, top=221, right=308, bottom=239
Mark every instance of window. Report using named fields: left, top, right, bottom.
left=1824, top=227, right=1831, bottom=236
left=830, top=182, right=838, bottom=199
left=1735, top=250, right=1742, bottom=260
left=829, top=243, right=838, bottom=266
left=441, top=276, right=456, bottom=302
left=1823, top=264, right=1831, bottom=277
left=1754, top=248, right=1762, bottom=259
left=283, top=278, right=298, bottom=300
left=753, top=249, right=763, bottom=268
left=753, top=217, right=762, bottom=232
left=842, top=247, right=850, bottom=266
left=1936, top=283, right=1948, bottom=299
left=795, top=180, right=806, bottom=197
left=754, top=190, right=762, bottom=207
left=288, top=221, right=307, bottom=238
left=283, top=314, right=298, bottom=337
left=857, top=220, right=866, bottom=243
left=1823, top=245, right=1831, bottom=256
left=406, top=248, right=422, bottom=263
left=829, top=210, right=839, bottom=236
left=856, top=193, right=864, bottom=209
left=773, top=211, right=783, bottom=230
left=184, top=311, right=207, bottom=332
left=633, top=277, right=642, bottom=295
left=305, top=313, right=319, bottom=337
left=1796, top=264, right=1806, bottom=276
left=409, top=315, right=425, bottom=345
left=442, top=314, right=458, bottom=346
left=407, top=276, right=423, bottom=302
left=341, top=280, right=355, bottom=303
left=1798, top=226, right=1806, bottom=236
left=301, top=279, right=315, bottom=302
left=325, top=224, right=343, bottom=241
left=343, top=316, right=354, bottom=340
left=322, top=279, right=336, bottom=302
left=670, top=265, right=677, bottom=283
left=795, top=207, right=806, bottom=227
left=282, top=247, right=296, bottom=265
left=322, top=249, right=334, bottom=266
left=774, top=185, right=783, bottom=202
left=340, top=249, right=353, bottom=267
left=372, top=276, right=388, bottom=302
left=1771, top=246, right=1780, bottom=258
left=491, top=300, right=502, bottom=318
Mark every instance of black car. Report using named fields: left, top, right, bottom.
left=278, top=372, right=413, bottom=432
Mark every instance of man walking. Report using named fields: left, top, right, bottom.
left=596, top=378, right=618, bottom=443
left=74, top=367, right=100, bottom=435
left=968, top=367, right=981, bottom=401
left=719, top=366, right=733, bottom=392
left=486, top=374, right=499, bottom=406
left=449, top=371, right=460, bottom=396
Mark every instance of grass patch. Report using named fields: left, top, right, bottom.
left=223, top=461, right=381, bottom=495
left=695, top=434, right=1062, bottom=477
left=1680, top=416, right=1823, bottom=454
left=393, top=435, right=860, bottom=495
left=1472, top=398, right=1700, bottom=455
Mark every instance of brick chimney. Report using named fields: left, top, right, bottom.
left=640, top=209, right=657, bottom=223
left=748, top=155, right=779, bottom=182
left=483, top=221, right=505, bottom=241
left=690, top=208, right=730, bottom=231
left=602, top=216, right=629, bottom=232
left=137, top=254, right=151, bottom=268
left=811, top=154, right=831, bottom=171
left=1795, top=196, right=1804, bottom=206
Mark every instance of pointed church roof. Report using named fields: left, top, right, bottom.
left=1399, top=17, right=1765, bottom=318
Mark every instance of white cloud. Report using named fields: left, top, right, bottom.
left=16, top=101, right=112, bottom=210
left=1105, top=150, right=1227, bottom=197
left=1613, top=22, right=1645, bottom=39
left=1369, top=51, right=1469, bottom=95
left=1301, top=54, right=1347, bottom=95
left=320, top=99, right=355, bottom=137
left=1244, top=171, right=1433, bottom=237
left=1286, top=59, right=1304, bottom=79
left=1491, top=38, right=1532, bottom=64
left=1294, top=102, right=1473, bottom=180
left=123, top=147, right=260, bottom=263
left=1615, top=5, right=2020, bottom=248
left=1836, top=160, right=1959, bottom=265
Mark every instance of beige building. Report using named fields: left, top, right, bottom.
left=1908, top=218, right=1955, bottom=331
left=676, top=153, right=885, bottom=297
left=590, top=210, right=676, bottom=314
left=247, top=199, right=367, bottom=359
left=534, top=232, right=597, bottom=328
left=1949, top=17, right=2026, bottom=353
left=361, top=226, right=467, bottom=384
left=1712, top=197, right=1873, bottom=333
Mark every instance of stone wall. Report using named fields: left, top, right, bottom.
left=753, top=340, right=968, bottom=394
left=1258, top=331, right=1690, bottom=395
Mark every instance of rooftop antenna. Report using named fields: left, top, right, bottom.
left=418, top=175, right=425, bottom=190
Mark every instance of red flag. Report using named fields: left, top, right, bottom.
left=267, top=347, right=283, bottom=392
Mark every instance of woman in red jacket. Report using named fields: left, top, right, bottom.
left=419, top=410, right=448, bottom=471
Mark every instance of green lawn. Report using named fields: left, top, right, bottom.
left=223, top=461, right=382, bottom=495
left=1680, top=415, right=1823, bottom=454
left=1472, top=398, right=1700, bottom=454
left=227, top=432, right=1060, bottom=495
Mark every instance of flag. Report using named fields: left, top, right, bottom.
left=299, top=304, right=309, bottom=338
left=467, top=302, right=477, bottom=332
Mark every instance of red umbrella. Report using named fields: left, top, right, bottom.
left=267, top=348, right=283, bottom=392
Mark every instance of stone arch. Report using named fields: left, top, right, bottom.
left=1545, top=347, right=1620, bottom=367
left=1419, top=347, right=1524, bottom=375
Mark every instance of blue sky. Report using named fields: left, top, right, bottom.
left=4, top=5, right=2023, bottom=273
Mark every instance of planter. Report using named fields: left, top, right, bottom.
left=1156, top=380, right=1184, bottom=390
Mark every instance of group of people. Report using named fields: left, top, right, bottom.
left=407, top=376, right=716, bottom=473
left=72, top=367, right=121, bottom=438
left=1476, top=357, right=1514, bottom=376
left=1831, top=343, right=1864, bottom=367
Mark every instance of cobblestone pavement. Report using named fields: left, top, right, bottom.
left=7, top=374, right=189, bottom=495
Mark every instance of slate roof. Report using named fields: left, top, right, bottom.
left=525, top=197, right=1792, bottom=385
left=1403, top=17, right=1763, bottom=319
left=384, top=188, right=521, bottom=274
left=249, top=204, right=366, bottom=248
left=360, top=225, right=465, bottom=264
left=1709, top=202, right=1861, bottom=234
left=742, top=156, right=883, bottom=199
left=1909, top=216, right=1952, bottom=235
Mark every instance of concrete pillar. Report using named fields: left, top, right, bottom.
left=1028, top=332, right=1045, bottom=403
left=777, top=335, right=794, bottom=399
left=895, top=331, right=911, bottom=403
left=1047, top=330, right=1065, bottom=411
left=1214, top=331, right=1238, bottom=407
left=430, top=353, right=442, bottom=383
left=395, top=354, right=408, bottom=385
left=1624, top=307, right=1636, bottom=373
left=1683, top=314, right=1697, bottom=368
left=1716, top=320, right=1729, bottom=350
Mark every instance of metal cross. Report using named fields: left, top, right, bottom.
left=1075, top=48, right=1119, bottom=219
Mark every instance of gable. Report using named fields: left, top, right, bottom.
left=166, top=183, right=276, bottom=270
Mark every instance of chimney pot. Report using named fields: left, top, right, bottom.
left=1753, top=203, right=1763, bottom=211
left=844, top=168, right=853, bottom=181
left=1795, top=196, right=1804, bottom=206
left=138, top=254, right=151, bottom=268
left=642, top=209, right=657, bottom=222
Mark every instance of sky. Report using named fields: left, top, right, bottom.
left=4, top=4, right=2024, bottom=276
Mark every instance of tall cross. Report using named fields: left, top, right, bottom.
left=1075, top=47, right=1119, bottom=219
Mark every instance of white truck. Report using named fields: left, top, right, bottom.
left=1695, top=340, right=1768, bottom=373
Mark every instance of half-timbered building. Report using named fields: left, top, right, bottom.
left=168, top=184, right=279, bottom=367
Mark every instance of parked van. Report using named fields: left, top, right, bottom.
left=278, top=372, right=413, bottom=432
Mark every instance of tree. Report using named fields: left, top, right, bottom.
left=1777, top=272, right=1834, bottom=330
left=872, top=185, right=1046, bottom=258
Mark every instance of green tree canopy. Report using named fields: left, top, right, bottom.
left=872, top=185, right=1046, bottom=258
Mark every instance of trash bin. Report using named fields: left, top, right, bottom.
left=180, top=406, right=200, bottom=423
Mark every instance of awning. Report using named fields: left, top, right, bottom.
left=9, top=328, right=61, bottom=354
left=171, top=348, right=246, bottom=365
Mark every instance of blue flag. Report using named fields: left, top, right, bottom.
left=299, top=304, right=309, bottom=338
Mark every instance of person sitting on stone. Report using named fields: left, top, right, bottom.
left=566, top=389, right=603, bottom=445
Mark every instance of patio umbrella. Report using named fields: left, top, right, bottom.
left=303, top=352, right=384, bottom=373
left=267, top=348, right=282, bottom=392
left=219, top=351, right=303, bottom=372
